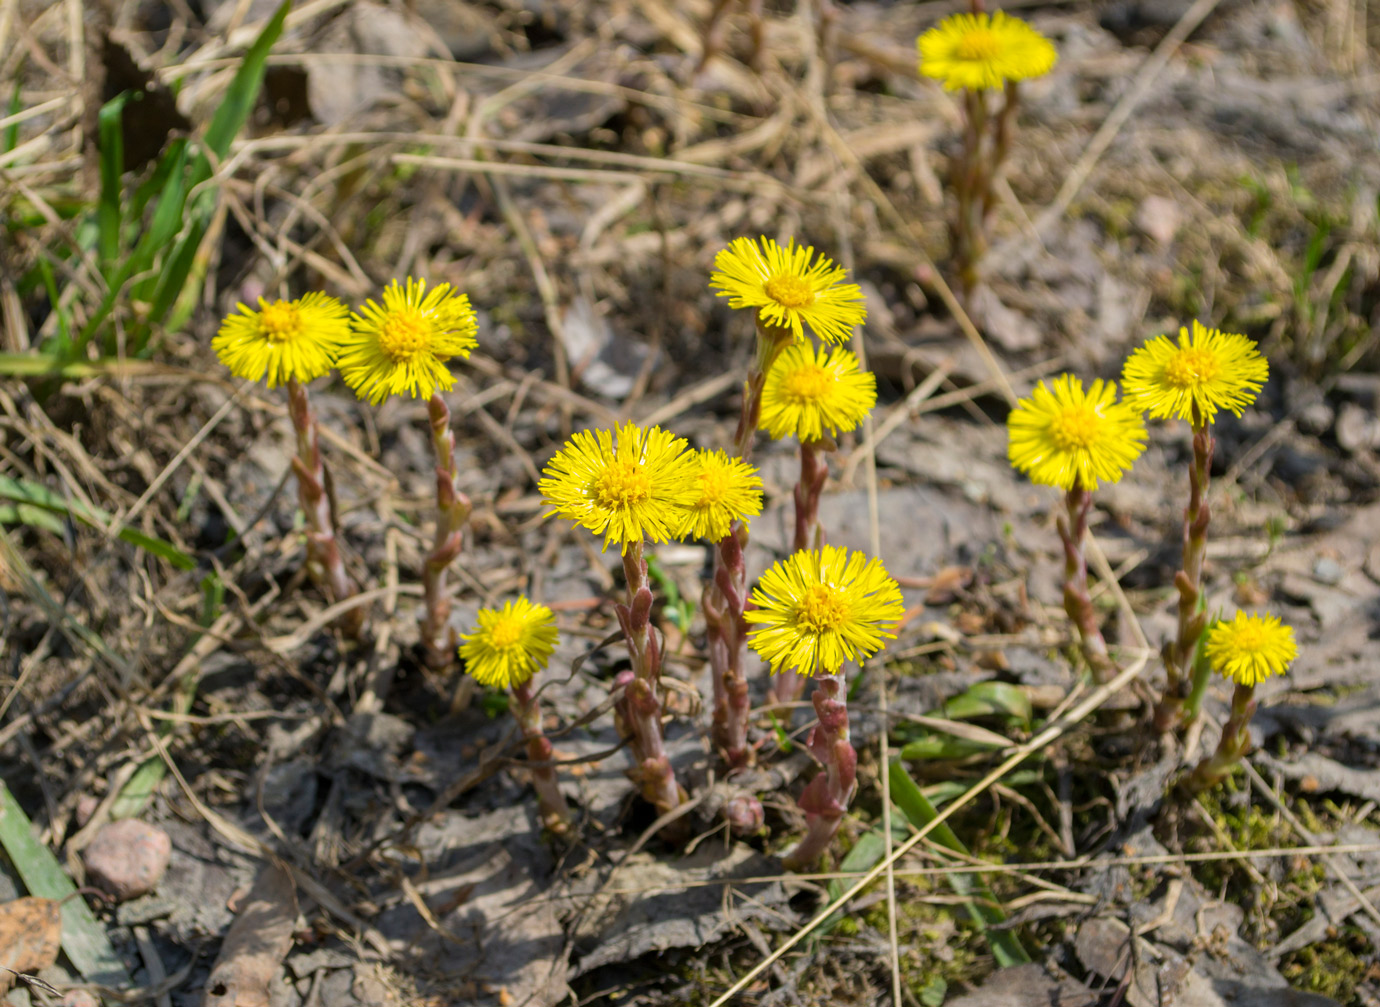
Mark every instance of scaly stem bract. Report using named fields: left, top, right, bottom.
left=706, top=315, right=793, bottom=771
left=421, top=393, right=473, bottom=669
left=612, top=540, right=685, bottom=816
left=511, top=678, right=571, bottom=834
left=1058, top=486, right=1114, bottom=682
left=771, top=438, right=830, bottom=710
left=1154, top=414, right=1214, bottom=732
left=1183, top=681, right=1255, bottom=793
left=782, top=672, right=856, bottom=870
left=286, top=378, right=363, bottom=637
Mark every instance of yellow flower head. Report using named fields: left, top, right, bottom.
left=538, top=421, right=698, bottom=553
left=917, top=11, right=1058, bottom=92
left=710, top=236, right=867, bottom=345
left=759, top=343, right=877, bottom=442
left=1204, top=611, right=1297, bottom=687
left=459, top=597, right=559, bottom=690
left=745, top=545, right=904, bottom=676
left=212, top=292, right=349, bottom=388
left=339, top=278, right=478, bottom=405
left=680, top=450, right=763, bottom=542
left=1007, top=375, right=1147, bottom=490
left=1120, top=321, right=1269, bottom=424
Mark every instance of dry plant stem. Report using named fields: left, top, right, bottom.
left=1183, top=682, right=1255, bottom=793
left=613, top=540, right=684, bottom=815
left=421, top=393, right=473, bottom=670
left=1059, top=487, right=1114, bottom=682
left=708, top=316, right=794, bottom=760
left=510, top=679, right=570, bottom=833
left=1154, top=415, right=1214, bottom=732
left=782, top=673, right=856, bottom=870
left=286, top=379, right=363, bottom=638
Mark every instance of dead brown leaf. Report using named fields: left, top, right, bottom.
left=201, top=864, right=298, bottom=1007
left=0, top=896, right=62, bottom=996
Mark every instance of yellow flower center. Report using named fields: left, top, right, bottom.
left=1164, top=348, right=1220, bottom=388
left=594, top=459, right=652, bottom=509
left=258, top=301, right=303, bottom=343
left=783, top=364, right=833, bottom=403
left=797, top=584, right=848, bottom=633
left=487, top=617, right=523, bottom=649
left=378, top=308, right=435, bottom=363
left=696, top=467, right=731, bottom=507
left=1050, top=406, right=1101, bottom=450
left=1226, top=623, right=1267, bottom=655
left=956, top=28, right=1003, bottom=62
left=765, top=275, right=815, bottom=309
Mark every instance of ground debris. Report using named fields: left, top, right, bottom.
left=201, top=864, right=299, bottom=1007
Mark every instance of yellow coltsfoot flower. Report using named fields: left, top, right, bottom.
left=1121, top=321, right=1269, bottom=424
left=340, top=277, right=478, bottom=405
left=213, top=292, right=349, bottom=387
left=759, top=344, right=877, bottom=442
left=539, top=421, right=698, bottom=553
left=459, top=597, right=559, bottom=689
left=745, top=545, right=904, bottom=676
left=681, top=450, right=763, bottom=542
left=917, top=11, right=1058, bottom=92
left=1007, top=374, right=1147, bottom=490
left=710, top=237, right=867, bottom=345
left=1204, top=612, right=1297, bottom=687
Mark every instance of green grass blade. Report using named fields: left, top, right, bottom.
left=198, top=0, right=291, bottom=172
left=0, top=780, right=131, bottom=987
left=0, top=502, right=66, bottom=534
left=96, top=94, right=126, bottom=276
left=3, top=83, right=20, bottom=154
left=0, top=475, right=195, bottom=571
left=889, top=759, right=1031, bottom=967
left=35, top=256, right=71, bottom=358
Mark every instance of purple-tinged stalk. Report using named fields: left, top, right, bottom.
left=1058, top=487, right=1114, bottom=683
left=770, top=439, right=830, bottom=710
left=287, top=378, right=364, bottom=637
left=421, top=393, right=473, bottom=669
left=1153, top=410, right=1213, bottom=732
left=1182, top=680, right=1254, bottom=793
left=706, top=316, right=794, bottom=767
left=782, top=673, right=855, bottom=870
left=511, top=679, right=571, bottom=833
left=613, top=541, right=685, bottom=816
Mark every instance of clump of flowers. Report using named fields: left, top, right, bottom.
left=745, top=545, right=903, bottom=869
left=917, top=11, right=1057, bottom=295
left=706, top=237, right=868, bottom=770
left=460, top=598, right=570, bottom=832
left=1121, top=322, right=1269, bottom=732
left=341, top=278, right=480, bottom=669
left=758, top=342, right=877, bottom=708
left=1183, top=612, right=1296, bottom=793
left=213, top=293, right=364, bottom=636
left=539, top=421, right=702, bottom=815
left=1007, top=374, right=1146, bottom=681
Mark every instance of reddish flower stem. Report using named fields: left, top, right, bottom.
left=1154, top=415, right=1214, bottom=732
left=286, top=378, right=363, bottom=637
left=1182, top=681, right=1255, bottom=793
left=771, top=439, right=830, bottom=709
left=421, top=393, right=473, bottom=669
left=511, top=678, right=571, bottom=833
left=612, top=540, right=685, bottom=816
left=707, top=315, right=792, bottom=771
left=782, top=673, right=856, bottom=870
left=1058, top=487, right=1114, bottom=682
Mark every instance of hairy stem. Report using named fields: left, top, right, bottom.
left=511, top=679, right=571, bottom=833
left=706, top=314, right=794, bottom=768
left=782, top=673, right=856, bottom=870
left=1183, top=682, right=1255, bottom=793
left=612, top=540, right=684, bottom=816
left=1154, top=415, right=1214, bottom=732
left=1058, top=487, right=1113, bottom=682
left=421, top=393, right=472, bottom=669
left=771, top=439, right=830, bottom=709
left=286, top=379, right=363, bottom=637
